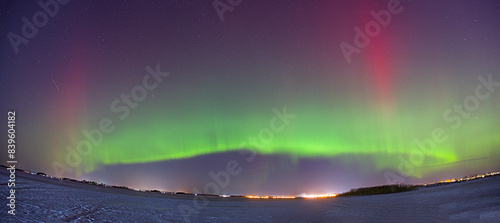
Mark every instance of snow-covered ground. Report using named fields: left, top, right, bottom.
left=1, top=169, right=499, bottom=222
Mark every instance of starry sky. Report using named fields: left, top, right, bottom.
left=1, top=0, right=500, bottom=195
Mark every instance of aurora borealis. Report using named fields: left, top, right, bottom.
left=2, top=0, right=500, bottom=195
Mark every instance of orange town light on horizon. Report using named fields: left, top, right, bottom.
left=245, top=194, right=337, bottom=199
left=301, top=193, right=337, bottom=199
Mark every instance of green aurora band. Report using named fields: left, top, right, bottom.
left=72, top=89, right=499, bottom=177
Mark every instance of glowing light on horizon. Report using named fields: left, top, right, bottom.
left=244, top=194, right=337, bottom=199
left=301, top=193, right=337, bottom=199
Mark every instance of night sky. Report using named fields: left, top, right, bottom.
left=1, top=0, right=500, bottom=195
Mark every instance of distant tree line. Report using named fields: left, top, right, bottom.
left=339, top=184, right=417, bottom=196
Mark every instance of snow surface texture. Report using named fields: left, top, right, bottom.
left=1, top=169, right=499, bottom=222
